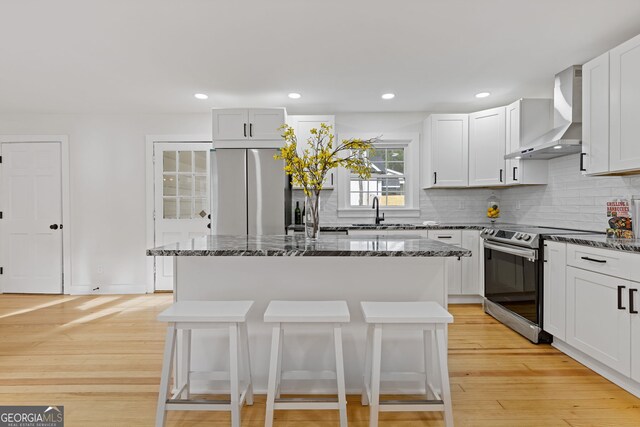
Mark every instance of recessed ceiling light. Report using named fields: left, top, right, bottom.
left=381, top=93, right=395, bottom=100
left=475, top=92, right=491, bottom=98
left=194, top=93, right=208, bottom=100
left=515, top=156, right=522, bottom=160
left=288, top=93, right=301, bottom=99
left=553, top=145, right=562, bottom=149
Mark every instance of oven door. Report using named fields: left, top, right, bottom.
left=484, top=240, right=540, bottom=324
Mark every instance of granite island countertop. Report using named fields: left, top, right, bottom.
left=286, top=222, right=499, bottom=232
left=546, top=234, right=640, bottom=254
left=147, top=234, right=473, bottom=257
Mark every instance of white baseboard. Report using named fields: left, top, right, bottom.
left=69, top=284, right=148, bottom=295
left=448, top=294, right=483, bottom=304
left=553, top=339, right=640, bottom=398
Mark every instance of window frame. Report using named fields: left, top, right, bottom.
left=337, top=133, right=420, bottom=218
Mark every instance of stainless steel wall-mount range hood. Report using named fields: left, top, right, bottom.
left=505, top=65, right=583, bottom=160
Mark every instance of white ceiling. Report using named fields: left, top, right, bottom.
left=1, top=0, right=640, bottom=114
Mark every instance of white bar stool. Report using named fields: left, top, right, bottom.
left=264, top=300, right=350, bottom=427
left=360, top=301, right=454, bottom=427
left=156, top=300, right=254, bottom=427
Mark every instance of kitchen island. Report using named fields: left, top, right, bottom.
left=147, top=234, right=470, bottom=393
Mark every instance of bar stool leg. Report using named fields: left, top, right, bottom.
left=423, top=329, right=435, bottom=400
left=435, top=326, right=454, bottom=427
left=181, top=329, right=191, bottom=400
left=333, top=324, right=348, bottom=427
left=369, top=324, right=383, bottom=427
left=361, top=324, right=373, bottom=405
left=240, top=322, right=254, bottom=405
left=275, top=328, right=284, bottom=399
left=229, top=323, right=241, bottom=427
left=265, top=324, right=281, bottom=427
left=156, top=324, right=177, bottom=427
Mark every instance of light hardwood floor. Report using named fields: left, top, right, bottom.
left=0, top=294, right=639, bottom=426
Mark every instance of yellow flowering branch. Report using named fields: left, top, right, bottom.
left=274, top=123, right=376, bottom=197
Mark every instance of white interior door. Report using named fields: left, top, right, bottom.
left=154, top=142, right=211, bottom=291
left=1, top=142, right=63, bottom=293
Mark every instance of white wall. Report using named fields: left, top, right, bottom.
left=0, top=113, right=211, bottom=293
left=500, top=153, right=640, bottom=232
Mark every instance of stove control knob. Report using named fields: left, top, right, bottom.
left=523, top=235, right=532, bottom=241
left=489, top=229, right=496, bottom=235
left=515, top=233, right=523, bottom=240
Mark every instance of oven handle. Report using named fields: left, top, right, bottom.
left=484, top=241, right=538, bottom=260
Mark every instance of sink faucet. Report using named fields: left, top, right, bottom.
left=372, top=196, right=385, bottom=225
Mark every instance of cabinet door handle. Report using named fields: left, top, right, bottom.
left=433, top=172, right=437, bottom=185
left=243, top=123, right=247, bottom=137
left=331, top=173, right=334, bottom=186
left=513, top=166, right=518, bottom=181
left=249, top=123, right=253, bottom=137
left=437, top=236, right=453, bottom=239
left=499, top=169, right=503, bottom=182
left=581, top=256, right=607, bottom=263
left=618, top=285, right=626, bottom=310
left=580, top=152, right=586, bottom=172
left=630, top=289, right=638, bottom=314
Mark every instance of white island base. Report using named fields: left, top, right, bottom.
left=172, top=256, right=450, bottom=394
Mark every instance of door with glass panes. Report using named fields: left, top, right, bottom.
left=154, top=142, right=211, bottom=291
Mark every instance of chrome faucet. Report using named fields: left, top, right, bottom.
left=372, top=196, right=385, bottom=225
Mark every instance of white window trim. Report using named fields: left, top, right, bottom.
left=337, top=132, right=420, bottom=218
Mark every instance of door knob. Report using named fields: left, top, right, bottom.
left=50, top=224, right=59, bottom=230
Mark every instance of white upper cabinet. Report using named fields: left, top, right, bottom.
left=582, top=52, right=610, bottom=175
left=469, top=106, right=506, bottom=187
left=582, top=33, right=640, bottom=175
left=213, top=108, right=285, bottom=142
left=610, top=33, right=640, bottom=172
left=505, top=99, right=552, bottom=185
left=422, top=114, right=469, bottom=188
left=286, top=115, right=336, bottom=189
left=213, top=109, right=249, bottom=140
left=248, top=109, right=286, bottom=140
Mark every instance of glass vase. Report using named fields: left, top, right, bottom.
left=304, top=193, right=321, bottom=239
left=487, top=193, right=500, bottom=223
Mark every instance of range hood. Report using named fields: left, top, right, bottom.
left=505, top=65, right=582, bottom=160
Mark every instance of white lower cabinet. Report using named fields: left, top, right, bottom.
left=461, top=231, right=480, bottom=294
left=543, top=241, right=567, bottom=340
left=566, top=266, right=631, bottom=376
left=633, top=307, right=640, bottom=382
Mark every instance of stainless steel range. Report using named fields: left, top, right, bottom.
left=481, top=225, right=591, bottom=343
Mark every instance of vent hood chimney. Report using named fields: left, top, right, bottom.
left=505, top=65, right=583, bottom=160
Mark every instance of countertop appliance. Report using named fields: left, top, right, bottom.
left=481, top=225, right=593, bottom=343
left=210, top=148, right=291, bottom=235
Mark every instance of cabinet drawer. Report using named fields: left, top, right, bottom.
left=427, top=230, right=462, bottom=245
left=567, top=244, right=636, bottom=279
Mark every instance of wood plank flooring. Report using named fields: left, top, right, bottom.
left=0, top=294, right=639, bottom=426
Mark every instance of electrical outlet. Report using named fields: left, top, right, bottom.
left=97, top=265, right=104, bottom=275
left=459, top=200, right=464, bottom=209
left=516, top=200, right=521, bottom=210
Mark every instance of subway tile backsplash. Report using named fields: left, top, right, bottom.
left=500, top=153, right=640, bottom=232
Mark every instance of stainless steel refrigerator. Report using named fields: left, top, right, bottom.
left=210, top=148, right=291, bottom=235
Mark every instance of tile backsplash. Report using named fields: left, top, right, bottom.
left=292, top=187, right=495, bottom=225
left=500, top=153, right=640, bottom=232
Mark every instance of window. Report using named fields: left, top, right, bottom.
left=350, top=147, right=406, bottom=207
left=162, top=150, right=209, bottom=219
left=337, top=133, right=419, bottom=217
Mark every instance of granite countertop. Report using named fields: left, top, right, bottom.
left=287, top=223, right=496, bottom=232
left=147, top=234, right=472, bottom=257
left=546, top=234, right=640, bottom=254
